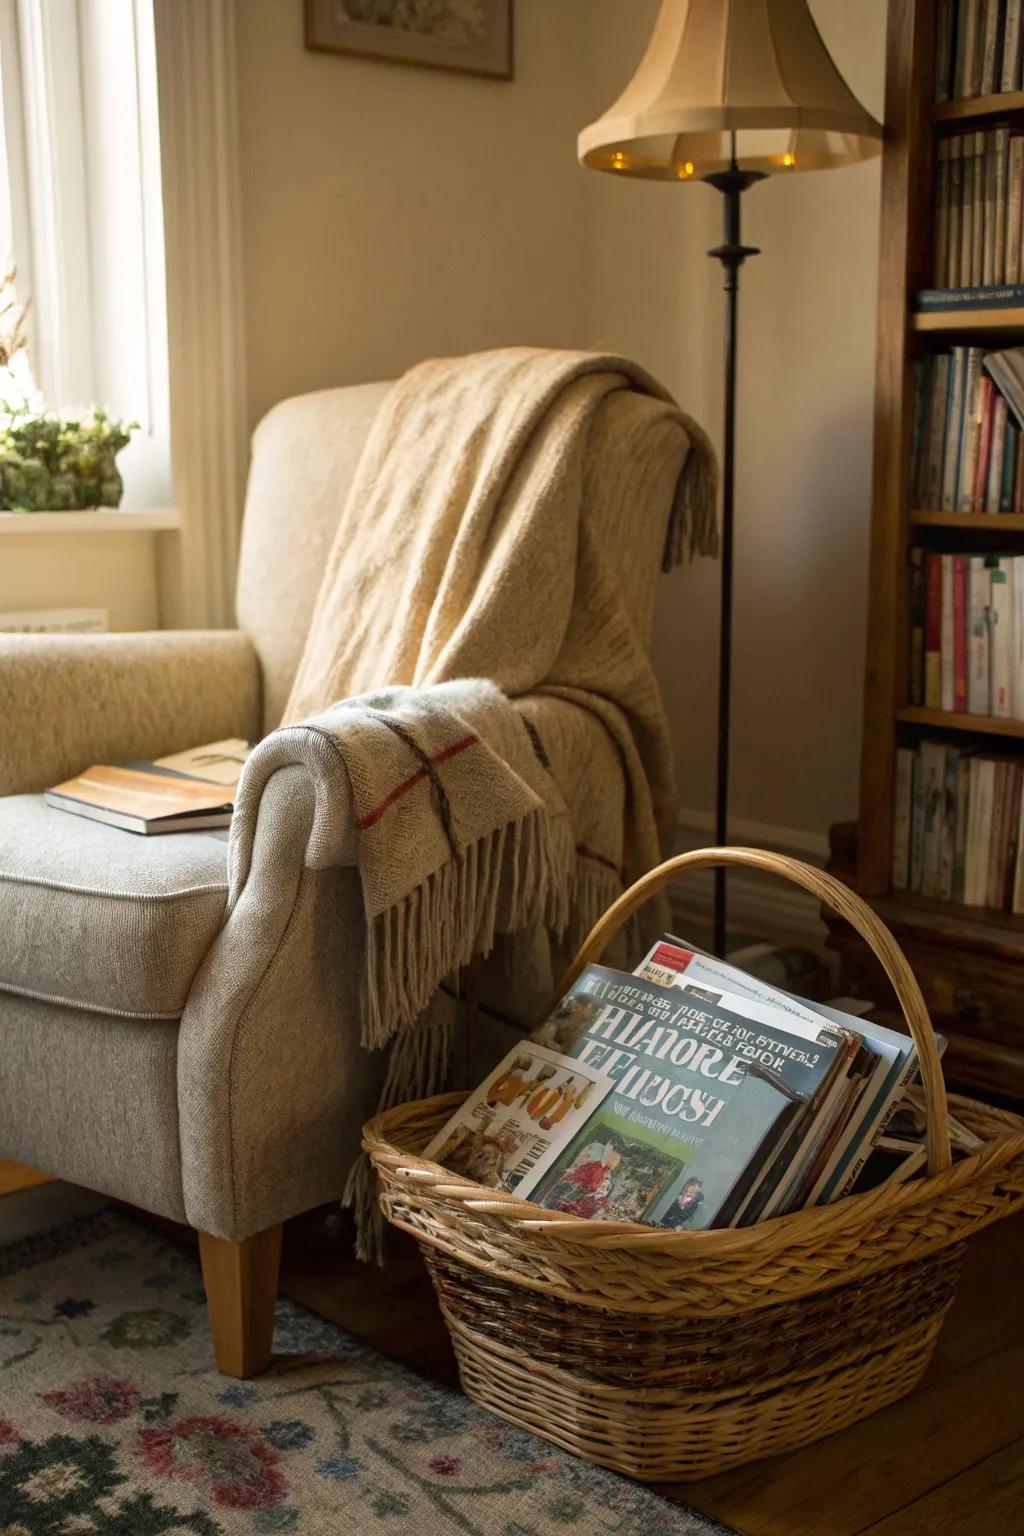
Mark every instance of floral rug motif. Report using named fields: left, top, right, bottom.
left=0, top=1210, right=734, bottom=1535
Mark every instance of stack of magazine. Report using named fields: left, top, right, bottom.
left=423, top=937, right=946, bottom=1230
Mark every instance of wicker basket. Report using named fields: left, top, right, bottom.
left=363, top=848, right=1024, bottom=1481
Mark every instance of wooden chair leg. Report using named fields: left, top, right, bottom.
left=198, top=1224, right=282, bottom=1378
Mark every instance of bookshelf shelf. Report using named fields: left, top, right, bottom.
left=932, top=89, right=1024, bottom=124
left=910, top=509, right=1024, bottom=529
left=896, top=706, right=1024, bottom=738
left=912, top=307, right=1024, bottom=333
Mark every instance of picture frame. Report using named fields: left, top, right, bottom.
left=303, top=0, right=514, bottom=83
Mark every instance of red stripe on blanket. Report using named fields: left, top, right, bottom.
left=357, top=733, right=479, bottom=829
left=575, top=843, right=623, bottom=879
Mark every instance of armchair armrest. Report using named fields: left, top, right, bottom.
left=0, top=629, right=262, bottom=795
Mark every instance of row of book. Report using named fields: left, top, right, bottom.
left=893, top=738, right=1024, bottom=911
left=425, top=939, right=934, bottom=1230
left=932, top=130, right=1022, bottom=291
left=935, top=0, right=1024, bottom=101
left=910, top=549, right=1024, bottom=717
left=910, top=346, right=1024, bottom=512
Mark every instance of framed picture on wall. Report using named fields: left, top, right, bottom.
left=304, top=1, right=514, bottom=81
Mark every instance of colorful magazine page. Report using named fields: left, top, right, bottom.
left=419, top=1042, right=614, bottom=1198
left=530, top=965, right=848, bottom=1230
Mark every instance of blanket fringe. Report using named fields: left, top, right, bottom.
left=664, top=426, right=719, bottom=571
left=344, top=998, right=456, bottom=1263
left=360, top=805, right=572, bottom=1050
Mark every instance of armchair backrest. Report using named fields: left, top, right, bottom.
left=236, top=381, right=689, bottom=734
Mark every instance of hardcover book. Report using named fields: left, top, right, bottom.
left=44, top=739, right=250, bottom=835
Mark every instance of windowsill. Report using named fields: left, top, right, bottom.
left=0, top=507, right=181, bottom=535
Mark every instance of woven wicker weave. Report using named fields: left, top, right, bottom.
left=363, top=849, right=1024, bottom=1480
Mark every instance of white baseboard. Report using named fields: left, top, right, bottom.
left=670, top=810, right=829, bottom=954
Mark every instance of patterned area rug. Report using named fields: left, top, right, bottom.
left=0, top=1210, right=735, bottom=1535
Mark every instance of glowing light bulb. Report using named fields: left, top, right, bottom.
left=676, top=160, right=695, bottom=178
left=782, top=151, right=797, bottom=167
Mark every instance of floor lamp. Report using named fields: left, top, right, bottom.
left=579, top=0, right=883, bottom=957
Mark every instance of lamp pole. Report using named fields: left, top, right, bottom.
left=703, top=156, right=765, bottom=959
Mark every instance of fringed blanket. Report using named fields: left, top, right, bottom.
left=262, top=347, right=717, bottom=1251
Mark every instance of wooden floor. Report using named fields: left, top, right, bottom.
left=278, top=1207, right=1024, bottom=1536
left=2, top=1179, right=1022, bottom=1535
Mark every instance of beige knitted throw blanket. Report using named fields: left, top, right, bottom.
left=273, top=345, right=716, bottom=1118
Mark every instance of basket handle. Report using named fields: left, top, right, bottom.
left=550, top=846, right=951, bottom=1177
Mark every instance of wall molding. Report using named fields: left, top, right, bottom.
left=670, top=809, right=830, bottom=954
left=153, top=0, right=247, bottom=628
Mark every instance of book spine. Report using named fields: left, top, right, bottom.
left=910, top=744, right=926, bottom=893
left=953, top=553, right=969, bottom=710
left=958, top=0, right=981, bottom=97
left=925, top=353, right=952, bottom=505
left=941, top=553, right=956, bottom=711
left=986, top=392, right=1008, bottom=511
left=925, top=552, right=943, bottom=708
left=1013, top=554, right=1024, bottom=717
left=921, top=743, right=946, bottom=897
left=958, top=347, right=985, bottom=509
left=937, top=0, right=956, bottom=99
left=972, top=131, right=986, bottom=285
left=986, top=760, right=1008, bottom=907
left=1008, top=136, right=1024, bottom=284
left=961, top=135, right=977, bottom=285
left=892, top=748, right=915, bottom=891
left=940, top=745, right=959, bottom=898
left=1006, top=0, right=1024, bottom=87
left=1003, top=419, right=1019, bottom=510
left=955, top=752, right=972, bottom=900
left=935, top=137, right=952, bottom=287
left=917, top=282, right=1024, bottom=310
left=973, top=373, right=995, bottom=508
left=942, top=348, right=967, bottom=509
left=991, top=556, right=1012, bottom=716
left=1016, top=429, right=1024, bottom=512
left=981, top=0, right=1002, bottom=94
left=979, top=759, right=997, bottom=906
left=994, top=127, right=1010, bottom=287
left=909, top=546, right=927, bottom=705
left=968, top=555, right=992, bottom=713
left=983, top=129, right=998, bottom=287
left=948, top=138, right=964, bottom=288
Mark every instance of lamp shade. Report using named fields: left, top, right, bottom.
left=579, top=0, right=883, bottom=179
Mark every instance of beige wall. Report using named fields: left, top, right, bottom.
left=583, top=0, right=886, bottom=852
left=236, top=0, right=591, bottom=428
left=0, top=531, right=159, bottom=631
left=232, top=0, right=885, bottom=855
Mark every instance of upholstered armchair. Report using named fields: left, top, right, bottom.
left=0, top=380, right=687, bottom=1376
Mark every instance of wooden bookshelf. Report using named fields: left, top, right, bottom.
left=828, top=0, right=1024, bottom=1106
left=896, top=706, right=1024, bottom=738
left=932, top=88, right=1024, bottom=124
left=910, top=509, right=1024, bottom=529
left=912, top=307, right=1024, bottom=332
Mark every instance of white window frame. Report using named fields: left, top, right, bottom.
left=0, top=0, right=171, bottom=508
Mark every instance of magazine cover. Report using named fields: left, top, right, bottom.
left=420, top=1042, right=614, bottom=1197
left=530, top=964, right=849, bottom=1229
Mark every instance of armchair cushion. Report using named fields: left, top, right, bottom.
left=0, top=796, right=228, bottom=1018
